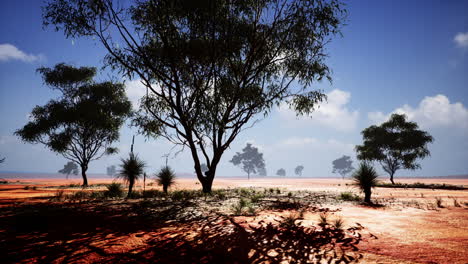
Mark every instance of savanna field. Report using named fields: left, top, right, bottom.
left=1, top=176, right=466, bottom=264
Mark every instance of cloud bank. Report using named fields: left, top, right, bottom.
left=0, top=43, right=44, bottom=63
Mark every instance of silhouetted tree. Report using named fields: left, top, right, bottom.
left=294, top=165, right=304, bottom=176
left=118, top=152, right=145, bottom=197
left=258, top=167, right=267, bottom=177
left=58, top=161, right=79, bottom=179
left=106, top=165, right=116, bottom=176
left=276, top=168, right=286, bottom=177
left=230, top=143, right=265, bottom=180
left=352, top=162, right=378, bottom=204
left=15, top=64, right=132, bottom=186
left=356, top=114, right=433, bottom=184
left=43, top=0, right=346, bottom=193
left=332, top=155, right=354, bottom=179
left=156, top=166, right=176, bottom=193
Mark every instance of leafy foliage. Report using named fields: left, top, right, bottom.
left=58, top=161, right=79, bottom=178
left=352, top=162, right=379, bottom=204
left=294, top=165, right=304, bottom=176
left=43, top=0, right=346, bottom=193
left=230, top=143, right=265, bottom=179
left=332, top=155, right=354, bottom=179
left=356, top=113, right=433, bottom=184
left=105, top=183, right=125, bottom=198
left=117, top=153, right=146, bottom=197
left=15, top=63, right=131, bottom=186
left=156, top=165, right=176, bottom=193
left=276, top=168, right=286, bottom=177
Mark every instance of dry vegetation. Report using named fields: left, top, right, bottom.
left=0, top=177, right=467, bottom=263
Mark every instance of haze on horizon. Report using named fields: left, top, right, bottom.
left=1, top=0, right=467, bottom=179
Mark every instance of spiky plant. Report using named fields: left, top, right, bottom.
left=352, top=162, right=379, bottom=204
left=156, top=166, right=176, bottom=193
left=118, top=153, right=145, bottom=197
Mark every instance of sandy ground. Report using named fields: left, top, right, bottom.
left=1, top=177, right=467, bottom=263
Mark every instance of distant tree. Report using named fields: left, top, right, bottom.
left=156, top=166, right=176, bottom=193
left=118, top=152, right=145, bottom=197
left=58, top=161, right=79, bottom=179
left=276, top=168, right=286, bottom=177
left=0, top=157, right=4, bottom=164
left=230, top=143, right=266, bottom=180
left=258, top=167, right=267, bottom=177
left=332, top=155, right=354, bottom=179
left=15, top=64, right=132, bottom=186
left=106, top=165, right=116, bottom=176
left=352, top=162, right=378, bottom=204
left=356, top=114, right=434, bottom=184
left=43, top=0, right=346, bottom=193
left=294, top=165, right=304, bottom=176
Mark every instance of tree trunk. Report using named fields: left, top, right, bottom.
left=390, top=172, right=395, bottom=184
left=128, top=180, right=134, bottom=197
left=364, top=190, right=371, bottom=204
left=80, top=164, right=88, bottom=187
left=163, top=185, right=168, bottom=193
left=247, top=171, right=250, bottom=180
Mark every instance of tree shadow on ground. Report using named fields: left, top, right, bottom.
left=0, top=201, right=364, bottom=264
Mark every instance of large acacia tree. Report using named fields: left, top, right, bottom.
left=356, top=114, right=434, bottom=184
left=15, top=64, right=132, bottom=186
left=43, top=0, right=346, bottom=192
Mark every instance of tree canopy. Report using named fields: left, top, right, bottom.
left=356, top=113, right=434, bottom=184
left=58, top=161, right=79, bottom=179
left=332, top=155, right=354, bottom=179
left=294, top=165, right=304, bottom=176
left=15, top=63, right=132, bottom=186
left=43, top=0, right=346, bottom=192
left=230, top=143, right=266, bottom=180
left=276, top=168, right=286, bottom=177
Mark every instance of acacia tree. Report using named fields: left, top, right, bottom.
left=332, top=155, right=354, bottom=179
left=294, top=165, right=304, bottom=176
left=59, top=161, right=79, bottom=179
left=356, top=114, right=434, bottom=184
left=230, top=143, right=265, bottom=180
left=43, top=0, right=345, bottom=192
left=15, top=64, right=132, bottom=186
left=276, top=168, right=286, bottom=177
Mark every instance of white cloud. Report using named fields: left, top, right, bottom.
left=278, top=89, right=359, bottom=131
left=277, top=136, right=354, bottom=152
left=0, top=43, right=45, bottom=63
left=124, top=79, right=148, bottom=110
left=368, top=94, right=468, bottom=129
left=454, top=32, right=468, bottom=48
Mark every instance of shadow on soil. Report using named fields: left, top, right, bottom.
left=0, top=200, right=364, bottom=263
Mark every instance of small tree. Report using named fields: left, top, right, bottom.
left=43, top=0, right=346, bottom=193
left=294, top=165, right=304, bottom=177
left=276, top=168, right=286, bottom=177
left=332, top=155, right=354, bottom=179
left=15, top=63, right=131, bottom=186
left=58, top=161, right=79, bottom=179
left=118, top=152, right=145, bottom=197
left=230, top=143, right=266, bottom=180
left=352, top=162, right=378, bottom=204
left=356, top=113, right=434, bottom=184
left=156, top=166, right=176, bottom=193
left=106, top=165, right=116, bottom=176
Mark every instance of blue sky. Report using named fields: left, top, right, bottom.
left=1, top=0, right=467, bottom=178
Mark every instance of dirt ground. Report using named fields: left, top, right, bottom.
left=0, top=177, right=467, bottom=263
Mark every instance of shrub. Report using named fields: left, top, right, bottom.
left=250, top=193, right=264, bottom=203
left=231, top=198, right=255, bottom=216
left=352, top=162, right=378, bottom=204
left=50, top=189, right=66, bottom=202
left=211, top=189, right=227, bottom=200
left=68, top=190, right=89, bottom=202
left=318, top=212, right=329, bottom=228
left=24, top=186, right=30, bottom=190
left=435, top=197, right=444, bottom=208
left=156, top=166, right=176, bottom=193
left=333, top=216, right=344, bottom=230
left=117, top=152, right=145, bottom=197
left=171, top=190, right=200, bottom=201
left=279, top=212, right=301, bottom=228
left=339, top=192, right=360, bottom=202
left=143, top=189, right=165, bottom=198
left=89, top=191, right=105, bottom=200
left=104, top=183, right=125, bottom=198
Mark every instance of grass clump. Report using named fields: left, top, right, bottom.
left=231, top=198, right=256, bottom=216
left=318, top=212, right=329, bottom=228
left=171, top=190, right=200, bottom=201
left=156, top=166, right=176, bottom=193
left=435, top=197, right=444, bottom=208
left=339, top=192, right=360, bottom=202
left=352, top=162, right=379, bottom=204
left=104, top=183, right=125, bottom=198
left=376, top=182, right=466, bottom=190
left=332, top=216, right=344, bottom=230
left=49, top=189, right=66, bottom=202
left=279, top=212, right=302, bottom=228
